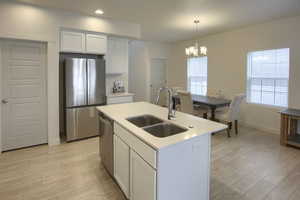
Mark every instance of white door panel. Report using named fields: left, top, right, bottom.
left=1, top=40, right=47, bottom=151
left=150, top=59, right=167, bottom=105
left=130, top=150, right=156, bottom=200
left=10, top=84, right=41, bottom=98
left=114, top=135, right=130, bottom=198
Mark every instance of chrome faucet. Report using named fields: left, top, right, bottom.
left=156, top=87, right=175, bottom=120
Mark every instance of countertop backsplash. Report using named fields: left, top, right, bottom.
left=106, top=73, right=128, bottom=95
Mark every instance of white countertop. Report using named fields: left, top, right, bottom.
left=97, top=102, right=227, bottom=150
left=107, top=93, right=135, bottom=98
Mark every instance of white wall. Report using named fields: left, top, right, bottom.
left=129, top=41, right=171, bottom=102
left=168, top=16, right=300, bottom=134
left=0, top=1, right=140, bottom=150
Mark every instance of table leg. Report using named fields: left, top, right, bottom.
left=211, top=107, right=216, bottom=121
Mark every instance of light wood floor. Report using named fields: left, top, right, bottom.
left=1, top=127, right=300, bottom=200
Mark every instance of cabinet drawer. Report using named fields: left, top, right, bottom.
left=114, top=123, right=156, bottom=169
left=107, top=96, right=133, bottom=105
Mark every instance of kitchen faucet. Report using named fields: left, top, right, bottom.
left=155, top=87, right=175, bottom=120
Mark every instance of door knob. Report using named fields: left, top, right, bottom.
left=2, top=99, right=8, bottom=104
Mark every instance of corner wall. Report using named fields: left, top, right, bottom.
left=0, top=0, right=140, bottom=148
left=168, top=16, right=300, bottom=134
left=129, top=41, right=171, bottom=102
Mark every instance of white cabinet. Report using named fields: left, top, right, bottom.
left=130, top=150, right=156, bottom=200
left=106, top=37, right=128, bottom=74
left=107, top=94, right=134, bottom=105
left=60, top=31, right=85, bottom=53
left=114, top=135, right=130, bottom=198
left=86, top=34, right=107, bottom=54
left=60, top=31, right=107, bottom=55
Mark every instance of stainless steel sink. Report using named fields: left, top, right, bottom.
left=143, top=123, right=188, bottom=138
left=126, top=115, right=163, bottom=128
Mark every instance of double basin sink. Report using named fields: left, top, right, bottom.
left=126, top=115, right=188, bottom=138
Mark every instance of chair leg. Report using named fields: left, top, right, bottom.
left=203, top=113, right=208, bottom=119
left=234, top=120, right=238, bottom=135
left=227, top=122, right=232, bottom=138
left=227, top=128, right=231, bottom=138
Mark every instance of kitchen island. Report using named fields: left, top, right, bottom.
left=97, top=102, right=227, bottom=200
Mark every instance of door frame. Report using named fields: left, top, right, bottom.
left=0, top=39, right=48, bottom=153
left=149, top=58, right=167, bottom=104
left=0, top=40, right=2, bottom=153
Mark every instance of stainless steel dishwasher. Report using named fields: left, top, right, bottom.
left=98, top=112, right=114, bottom=177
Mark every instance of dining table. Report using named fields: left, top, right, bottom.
left=173, top=94, right=231, bottom=121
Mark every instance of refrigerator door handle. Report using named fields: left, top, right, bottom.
left=87, top=60, right=90, bottom=105
left=76, top=109, right=79, bottom=138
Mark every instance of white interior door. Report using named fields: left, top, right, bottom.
left=150, top=58, right=167, bottom=105
left=1, top=40, right=47, bottom=151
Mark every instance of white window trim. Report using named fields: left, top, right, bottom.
left=246, top=48, right=290, bottom=108
left=187, top=56, right=208, bottom=96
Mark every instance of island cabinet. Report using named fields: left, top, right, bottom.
left=113, top=122, right=210, bottom=200
left=130, top=150, right=156, bottom=200
left=114, top=123, right=156, bottom=200
left=114, top=135, right=130, bottom=198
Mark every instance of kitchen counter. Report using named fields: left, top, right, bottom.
left=107, top=92, right=135, bottom=97
left=97, top=101, right=227, bottom=150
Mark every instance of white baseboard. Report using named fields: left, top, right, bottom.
left=241, top=121, right=280, bottom=135
left=48, top=137, right=61, bottom=146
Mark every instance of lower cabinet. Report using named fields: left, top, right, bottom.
left=130, top=150, right=156, bottom=200
left=114, top=135, right=130, bottom=198
left=114, top=134, right=156, bottom=200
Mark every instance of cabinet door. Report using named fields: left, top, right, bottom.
left=130, top=150, right=156, bottom=200
left=86, top=34, right=107, bottom=55
left=114, top=135, right=130, bottom=198
left=60, top=31, right=85, bottom=53
left=106, top=37, right=128, bottom=74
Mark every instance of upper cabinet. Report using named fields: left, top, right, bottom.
left=106, top=37, right=128, bottom=74
left=60, top=31, right=86, bottom=53
left=60, top=31, right=107, bottom=55
left=86, top=34, right=107, bottom=55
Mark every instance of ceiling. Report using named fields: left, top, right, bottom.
left=14, top=0, right=300, bottom=42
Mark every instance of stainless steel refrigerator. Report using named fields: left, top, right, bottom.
left=64, top=57, right=106, bottom=141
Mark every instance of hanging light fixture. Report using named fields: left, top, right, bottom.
left=185, top=20, right=207, bottom=57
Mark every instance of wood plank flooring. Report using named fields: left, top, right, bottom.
left=1, top=127, right=300, bottom=200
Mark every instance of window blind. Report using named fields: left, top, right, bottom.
left=247, top=48, right=289, bottom=107
left=187, top=57, right=208, bottom=95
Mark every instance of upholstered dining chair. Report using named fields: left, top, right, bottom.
left=216, top=94, right=246, bottom=137
left=177, top=90, right=208, bottom=119
left=207, top=88, right=220, bottom=98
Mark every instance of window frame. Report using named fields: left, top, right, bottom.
left=187, top=56, right=208, bottom=96
left=246, top=48, right=290, bottom=108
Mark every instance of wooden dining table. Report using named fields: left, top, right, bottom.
left=173, top=94, right=231, bottom=121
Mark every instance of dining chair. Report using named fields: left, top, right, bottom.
left=177, top=90, right=208, bottom=119
left=216, top=94, right=246, bottom=137
left=207, top=89, right=227, bottom=118
left=207, top=88, right=220, bottom=98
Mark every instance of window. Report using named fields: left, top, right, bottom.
left=187, top=57, right=208, bottom=95
left=247, top=48, right=289, bottom=107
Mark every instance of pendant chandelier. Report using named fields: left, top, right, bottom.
left=185, top=20, right=207, bottom=57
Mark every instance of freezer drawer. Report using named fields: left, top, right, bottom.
left=66, top=107, right=99, bottom=141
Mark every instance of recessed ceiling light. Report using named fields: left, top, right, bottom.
left=95, top=9, right=104, bottom=15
